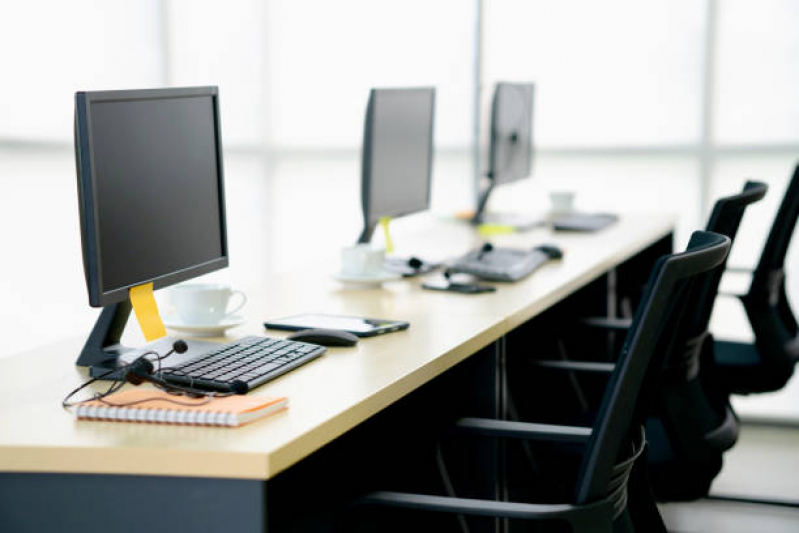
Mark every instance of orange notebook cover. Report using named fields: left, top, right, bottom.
left=75, top=388, right=288, bottom=427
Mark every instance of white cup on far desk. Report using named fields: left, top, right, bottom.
left=340, top=244, right=386, bottom=278
left=549, top=191, right=576, bottom=215
left=170, top=283, right=247, bottom=325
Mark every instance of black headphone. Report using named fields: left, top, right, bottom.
left=123, top=339, right=186, bottom=384
left=477, top=242, right=493, bottom=260
left=407, top=256, right=424, bottom=270
left=62, top=339, right=235, bottom=408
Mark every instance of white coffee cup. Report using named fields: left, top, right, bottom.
left=170, top=283, right=247, bottom=325
left=340, top=244, right=385, bottom=278
left=549, top=191, right=575, bottom=215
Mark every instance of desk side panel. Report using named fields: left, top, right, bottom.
left=0, top=473, right=265, bottom=533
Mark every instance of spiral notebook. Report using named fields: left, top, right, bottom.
left=75, top=388, right=288, bottom=427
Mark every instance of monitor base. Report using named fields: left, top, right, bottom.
left=473, top=212, right=547, bottom=232
left=77, top=302, right=224, bottom=380
left=76, top=301, right=136, bottom=379
left=551, top=212, right=619, bottom=232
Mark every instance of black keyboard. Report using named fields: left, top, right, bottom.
left=448, top=247, right=551, bottom=282
left=161, top=336, right=326, bottom=394
left=552, top=213, right=618, bottom=232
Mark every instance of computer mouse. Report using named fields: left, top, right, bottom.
left=287, top=328, right=359, bottom=347
left=535, top=244, right=564, bottom=260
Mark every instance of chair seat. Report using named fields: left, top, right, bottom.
left=714, top=339, right=795, bottom=393
left=714, top=339, right=761, bottom=367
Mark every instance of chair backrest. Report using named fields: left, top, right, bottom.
left=574, top=231, right=730, bottom=505
left=745, top=164, right=799, bottom=361
left=646, top=183, right=766, bottom=497
left=657, top=182, right=767, bottom=384
left=685, top=181, right=767, bottom=338
left=752, top=163, right=799, bottom=291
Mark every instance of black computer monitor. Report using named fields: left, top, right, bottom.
left=472, top=82, right=535, bottom=226
left=357, top=87, right=436, bottom=243
left=74, top=86, right=228, bottom=375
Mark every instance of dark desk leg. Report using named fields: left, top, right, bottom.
left=497, top=336, right=510, bottom=533
left=0, top=473, right=266, bottom=533
left=441, top=338, right=507, bottom=533
left=471, top=337, right=508, bottom=533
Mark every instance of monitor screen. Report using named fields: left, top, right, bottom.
left=361, top=87, right=435, bottom=226
left=75, top=87, right=228, bottom=307
left=489, top=83, right=534, bottom=185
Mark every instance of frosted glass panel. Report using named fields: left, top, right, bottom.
left=168, top=0, right=266, bottom=146
left=0, top=0, right=163, bottom=141
left=267, top=151, right=471, bottom=273
left=265, top=0, right=475, bottom=149
left=483, top=0, right=705, bottom=147
left=487, top=155, right=701, bottom=246
left=715, top=0, right=799, bottom=144
left=0, top=149, right=97, bottom=353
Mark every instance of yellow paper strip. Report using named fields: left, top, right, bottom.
left=129, top=282, right=167, bottom=342
left=477, top=223, right=516, bottom=236
left=379, top=216, right=394, bottom=253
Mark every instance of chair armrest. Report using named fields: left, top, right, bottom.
left=725, top=266, right=753, bottom=274
left=531, top=360, right=615, bottom=373
left=450, top=417, right=592, bottom=443
left=357, top=491, right=613, bottom=529
left=718, top=291, right=746, bottom=299
left=714, top=339, right=759, bottom=367
left=704, top=405, right=739, bottom=452
left=578, top=317, right=632, bottom=331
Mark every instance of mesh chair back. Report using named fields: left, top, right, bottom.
left=744, top=164, right=799, bottom=382
left=574, top=231, right=730, bottom=504
left=686, top=181, right=768, bottom=338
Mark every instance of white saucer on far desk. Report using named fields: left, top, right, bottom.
left=163, top=315, right=246, bottom=337
left=332, top=270, right=400, bottom=289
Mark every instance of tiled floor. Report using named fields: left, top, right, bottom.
left=660, top=499, right=799, bottom=533
left=659, top=424, right=799, bottom=532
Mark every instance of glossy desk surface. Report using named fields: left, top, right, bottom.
left=0, top=214, right=674, bottom=480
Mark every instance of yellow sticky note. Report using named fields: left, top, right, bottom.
left=380, top=216, right=394, bottom=253
left=129, top=282, right=167, bottom=342
left=477, top=223, right=516, bottom=236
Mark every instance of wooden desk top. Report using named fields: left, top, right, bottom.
left=0, top=213, right=674, bottom=480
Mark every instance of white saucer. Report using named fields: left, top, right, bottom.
left=332, top=270, right=401, bottom=289
left=162, top=315, right=247, bottom=337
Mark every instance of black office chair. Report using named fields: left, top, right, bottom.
left=650, top=181, right=766, bottom=499
left=345, top=231, right=731, bottom=532
left=533, top=182, right=766, bottom=502
left=712, top=164, right=799, bottom=394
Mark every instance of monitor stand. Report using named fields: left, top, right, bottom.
left=76, top=301, right=135, bottom=378
left=76, top=301, right=219, bottom=379
left=475, top=212, right=546, bottom=232
left=470, top=179, right=545, bottom=232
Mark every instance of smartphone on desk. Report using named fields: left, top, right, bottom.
left=264, top=313, right=409, bottom=337
left=422, top=279, right=496, bottom=294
